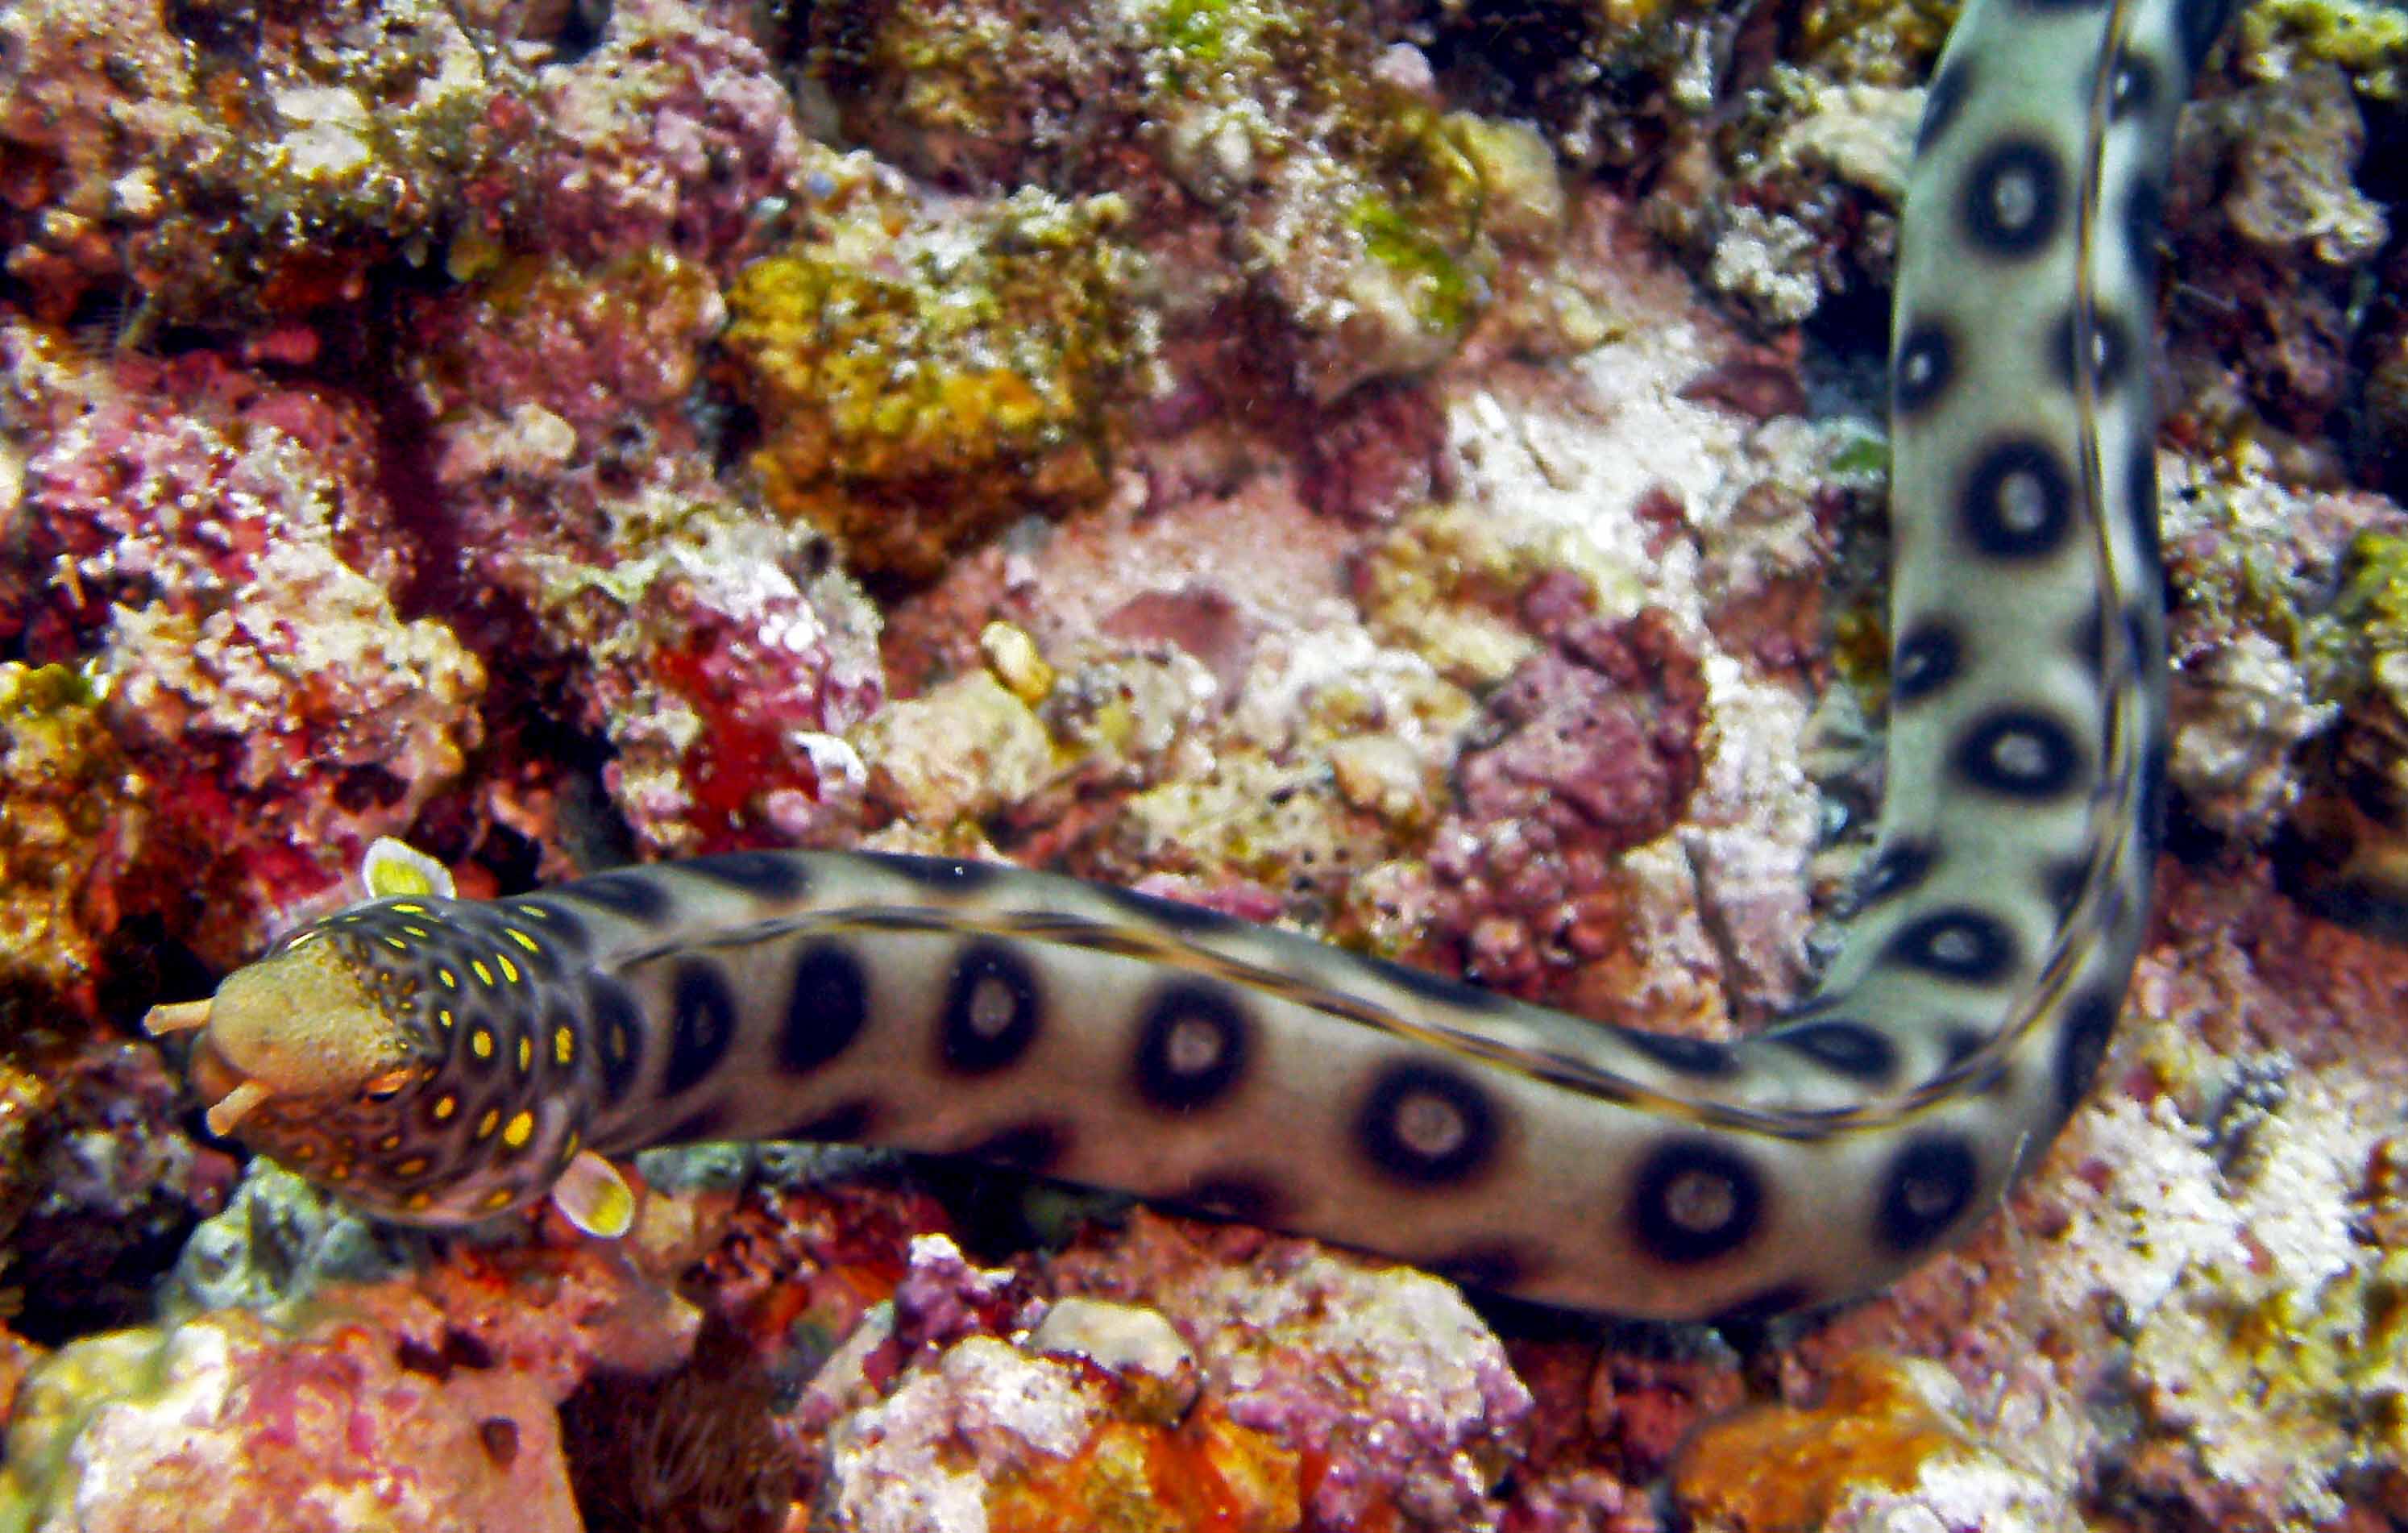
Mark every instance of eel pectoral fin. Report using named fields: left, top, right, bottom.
left=550, top=1150, right=636, bottom=1240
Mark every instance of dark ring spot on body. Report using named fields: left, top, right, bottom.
left=1887, top=906, right=2017, bottom=984
left=1093, top=883, right=1244, bottom=936
left=1176, top=1172, right=1289, bottom=1227
left=1133, top=982, right=1252, bottom=1111
left=1856, top=838, right=1938, bottom=908
left=782, top=941, right=870, bottom=1074
left=1380, top=958, right=1508, bottom=1013
left=1709, top=1282, right=1815, bottom=1325
left=1954, top=708, right=2083, bottom=800
left=505, top=899, right=590, bottom=952
left=2044, top=855, right=2093, bottom=920
left=1876, top=1135, right=1980, bottom=1252
left=1960, top=137, right=2064, bottom=256
left=660, top=1104, right=731, bottom=1146
left=1355, top=1061, right=1499, bottom=1186
left=939, top=941, right=1043, bottom=1074
left=1915, top=59, right=1971, bottom=154
left=2121, top=177, right=2165, bottom=282
left=1767, top=1020, right=1899, bottom=1082
left=1429, top=1242, right=1539, bottom=1294
left=1939, top=1025, right=1990, bottom=1070
left=664, top=961, right=737, bottom=1096
left=778, top=1098, right=878, bottom=1144
left=562, top=870, right=674, bottom=924
left=2053, top=986, right=2120, bottom=1116
left=2126, top=438, right=2163, bottom=571
left=2070, top=604, right=2107, bottom=685
left=581, top=976, right=644, bottom=1105
left=877, top=853, right=1000, bottom=893
left=2111, top=52, right=2158, bottom=118
left=2179, top=0, right=2238, bottom=73
left=2050, top=306, right=2132, bottom=395
left=681, top=851, right=810, bottom=899
left=961, top=1120, right=1070, bottom=1174
left=1617, top=1029, right=1738, bottom=1078
left=1892, top=618, right=1964, bottom=708
left=1962, top=437, right=2074, bottom=559
left=1626, top=1138, right=1764, bottom=1266
left=1891, top=318, right=1955, bottom=416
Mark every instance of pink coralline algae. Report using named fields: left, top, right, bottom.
left=3, top=329, right=484, bottom=960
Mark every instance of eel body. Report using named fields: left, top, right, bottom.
left=148, top=0, right=2237, bottom=1320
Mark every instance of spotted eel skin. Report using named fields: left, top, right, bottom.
left=148, top=0, right=2240, bottom=1321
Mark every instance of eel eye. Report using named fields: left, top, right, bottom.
left=361, top=1068, right=414, bottom=1103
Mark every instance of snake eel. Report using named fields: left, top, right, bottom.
left=147, top=0, right=2238, bottom=1321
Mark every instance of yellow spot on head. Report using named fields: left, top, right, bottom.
left=503, top=1111, right=535, bottom=1149
left=504, top=927, right=541, bottom=953
left=375, top=1132, right=402, bottom=1152
left=406, top=1191, right=433, bottom=1211
left=516, top=1035, right=532, bottom=1074
left=402, top=924, right=431, bottom=939
left=293, top=1143, right=317, bottom=1162
left=433, top=1094, right=458, bottom=1121
left=471, top=1028, right=495, bottom=1060
left=382, top=936, right=409, bottom=952
left=470, top=960, right=494, bottom=987
left=437, top=1008, right=455, bottom=1031
left=475, top=1107, right=500, bottom=1140
left=483, top=1186, right=513, bottom=1211
left=554, top=1027, right=575, bottom=1066
left=438, top=969, right=459, bottom=990
left=390, top=903, right=428, bottom=915
left=496, top=953, right=521, bottom=984
left=394, top=1156, right=430, bottom=1178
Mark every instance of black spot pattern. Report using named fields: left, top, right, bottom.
left=1875, top=1135, right=1980, bottom=1252
left=1133, top=981, right=1252, bottom=1111
left=587, top=974, right=645, bottom=1105
left=1430, top=1242, right=1537, bottom=1294
left=1626, top=1138, right=1764, bottom=1266
left=1939, top=1026, right=1990, bottom=1070
left=1960, top=137, right=2064, bottom=256
left=1617, top=1030, right=1739, bottom=1078
left=1915, top=58, right=1971, bottom=154
left=1177, top=1172, right=1289, bottom=1227
left=664, top=962, right=737, bottom=1097
left=506, top=899, right=591, bottom=953
left=1710, top=1283, right=1816, bottom=1325
left=1355, top=1061, right=1500, bottom=1186
left=2044, top=856, right=2093, bottom=920
left=2120, top=177, right=2166, bottom=284
left=962, top=1120, right=1070, bottom=1174
left=1962, top=437, right=2074, bottom=559
left=1892, top=318, right=1956, bottom=416
left=2050, top=306, right=2132, bottom=396
left=1380, top=959, right=1510, bottom=1013
left=1093, top=883, right=1243, bottom=935
left=2125, top=437, right=2164, bottom=572
left=1856, top=838, right=1939, bottom=908
left=938, top=941, right=1044, bottom=1074
left=1953, top=708, right=2083, bottom=800
left=2054, top=987, right=2121, bottom=1118
left=563, top=870, right=674, bottom=924
left=781, top=941, right=870, bottom=1074
left=2111, top=51, right=2158, bottom=119
left=779, top=1099, right=878, bottom=1143
left=1887, top=907, right=2018, bottom=984
left=1893, top=620, right=1965, bottom=706
left=681, top=851, right=811, bottom=900
left=1768, top=1020, right=1899, bottom=1082
left=2178, top=0, right=2239, bottom=73
left=878, top=853, right=999, bottom=894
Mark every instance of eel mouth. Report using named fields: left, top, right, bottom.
left=146, top=999, right=275, bottom=1137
